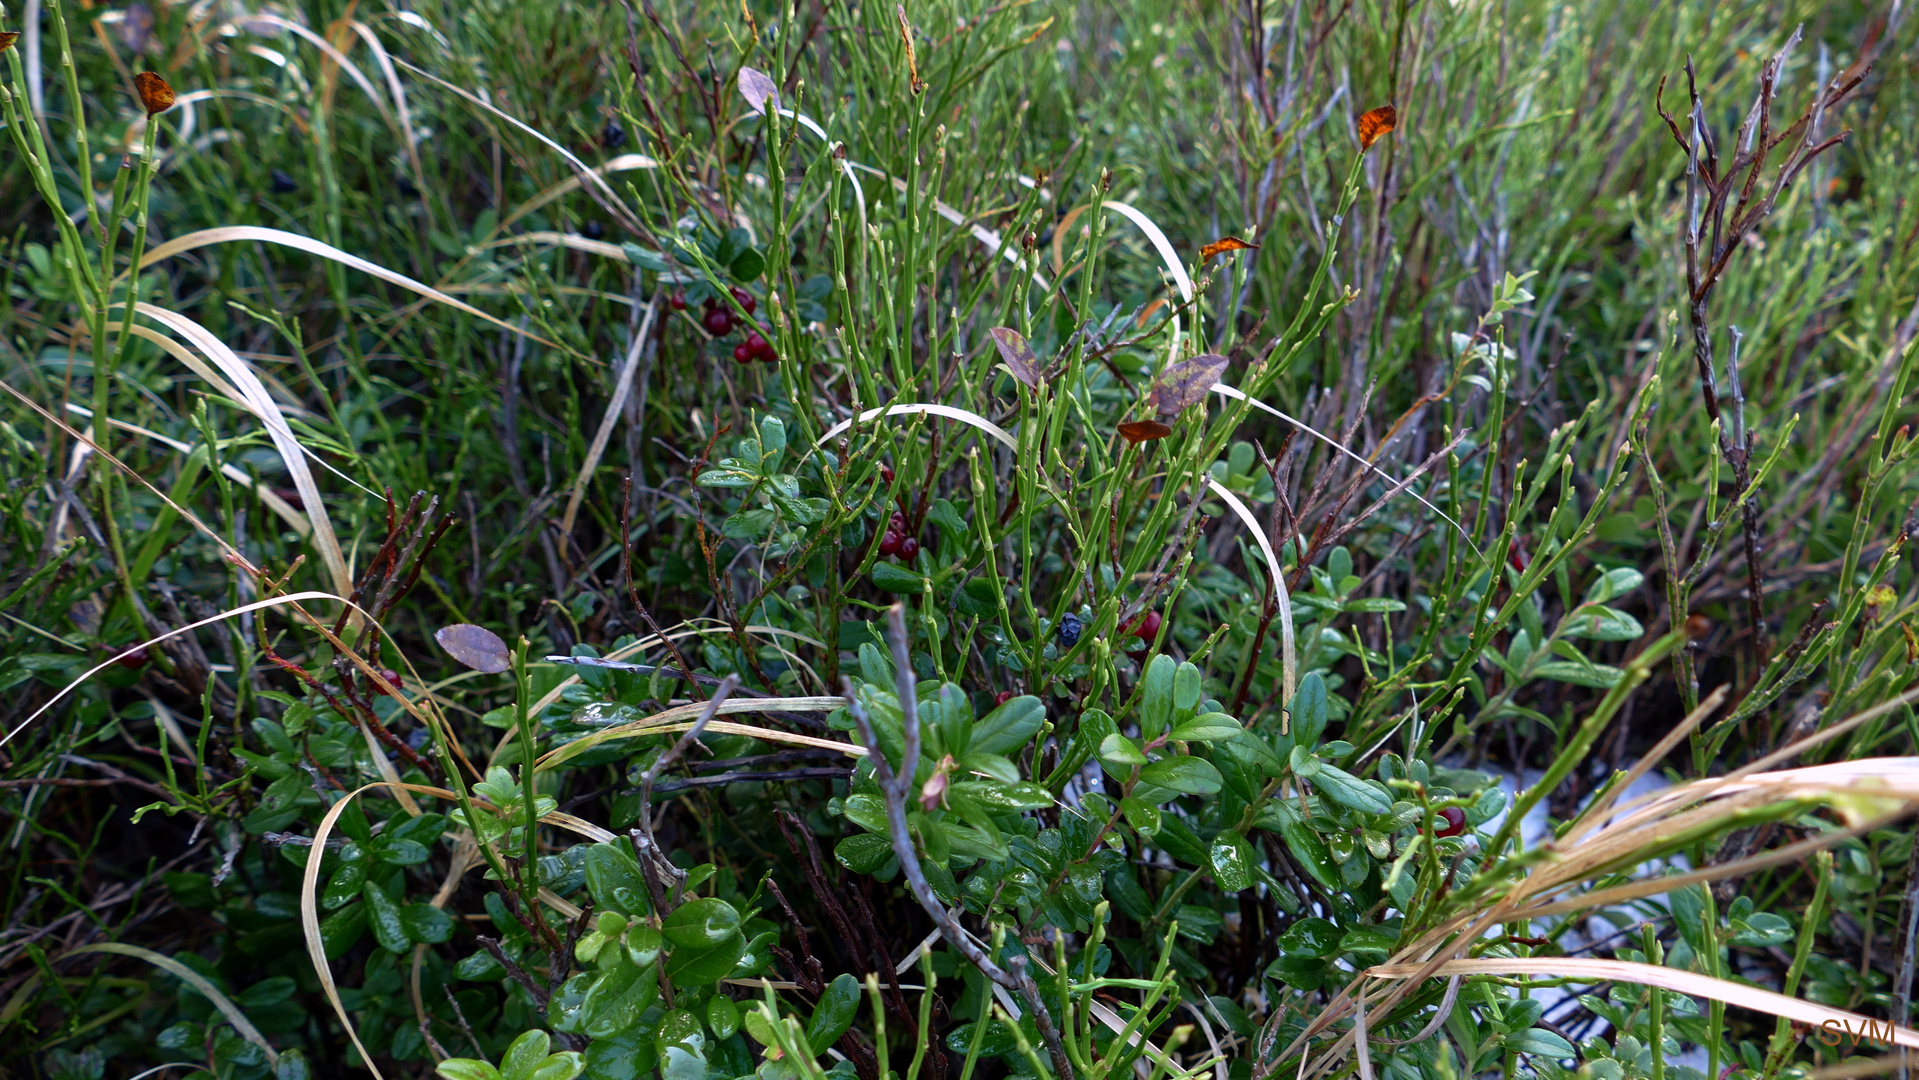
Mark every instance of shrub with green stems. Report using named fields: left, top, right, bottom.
left=4, top=0, right=1919, bottom=1078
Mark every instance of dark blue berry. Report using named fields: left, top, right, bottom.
left=602, top=119, right=627, bottom=150
left=270, top=169, right=298, bottom=194
left=1056, top=613, right=1082, bottom=647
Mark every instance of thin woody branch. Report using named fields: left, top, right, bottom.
left=842, top=602, right=1077, bottom=1080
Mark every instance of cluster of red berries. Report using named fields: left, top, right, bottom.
left=878, top=510, right=919, bottom=560
left=669, top=286, right=777, bottom=363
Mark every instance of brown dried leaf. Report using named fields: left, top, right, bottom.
left=895, top=6, right=921, bottom=93
left=435, top=623, right=510, bottom=674
left=1117, top=420, right=1172, bottom=445
left=989, top=327, right=1043, bottom=388
left=0, top=31, right=19, bottom=52
left=1199, top=236, right=1258, bottom=263
left=133, top=71, right=175, bottom=115
left=738, top=67, right=779, bottom=116
left=1358, top=104, right=1397, bottom=151
left=1149, top=353, right=1229, bottom=421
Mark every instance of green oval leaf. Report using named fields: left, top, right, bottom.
left=662, top=933, right=746, bottom=986
left=1209, top=829, right=1255, bottom=893
left=1139, top=756, right=1222, bottom=797
left=661, top=897, right=741, bottom=948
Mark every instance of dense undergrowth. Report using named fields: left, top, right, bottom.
left=4, top=0, right=1919, bottom=1077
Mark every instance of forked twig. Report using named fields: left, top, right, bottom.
left=841, top=603, right=1076, bottom=1080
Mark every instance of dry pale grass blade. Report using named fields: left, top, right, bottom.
left=1506, top=761, right=1919, bottom=916
left=132, top=302, right=349, bottom=598
left=1727, top=685, right=1919, bottom=783
left=814, top=402, right=1018, bottom=453
left=385, top=10, right=451, bottom=48
left=1100, top=200, right=1195, bottom=304
left=533, top=696, right=851, bottom=770
left=238, top=14, right=397, bottom=132
left=302, top=782, right=451, bottom=1080
left=0, top=392, right=456, bottom=784
left=1562, top=683, right=1730, bottom=844
left=1807, top=1054, right=1918, bottom=1078
left=512, top=624, right=832, bottom=745
left=136, top=226, right=559, bottom=348
left=631, top=720, right=863, bottom=757
left=1290, top=753, right=1919, bottom=1075
left=479, top=230, right=628, bottom=262
left=159, top=87, right=303, bottom=132
left=1211, top=382, right=1479, bottom=554
left=66, top=943, right=279, bottom=1064
left=1588, top=736, right=1919, bottom=855
left=63, top=403, right=311, bottom=536
left=1205, top=476, right=1295, bottom=718
left=560, top=297, right=659, bottom=535
left=389, top=57, right=642, bottom=236
left=441, top=282, right=638, bottom=307
left=343, top=21, right=430, bottom=220
left=409, top=835, right=481, bottom=1058
left=849, top=163, right=1048, bottom=288
left=734, top=68, right=869, bottom=234
left=2, top=591, right=341, bottom=750
left=98, top=317, right=366, bottom=492
left=4, top=383, right=256, bottom=571
left=97, top=318, right=248, bottom=402
left=1518, top=814, right=1888, bottom=921
left=500, top=154, right=662, bottom=231
left=1367, top=957, right=1919, bottom=1049
left=1087, top=999, right=1185, bottom=1074
left=125, top=1064, right=206, bottom=1080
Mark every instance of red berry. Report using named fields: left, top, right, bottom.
left=730, top=286, right=757, bottom=315
left=704, top=308, right=733, bottom=336
left=891, top=511, right=906, bottom=529
left=1432, top=807, right=1467, bottom=838
left=733, top=344, right=754, bottom=363
left=994, top=691, right=1014, bottom=705
left=880, top=464, right=895, bottom=483
left=898, top=536, right=919, bottom=560
left=879, top=529, right=902, bottom=556
left=111, top=645, right=151, bottom=670
left=745, top=330, right=770, bottom=355
left=375, top=669, right=402, bottom=695
left=668, top=290, right=687, bottom=311
left=1128, top=610, right=1163, bottom=641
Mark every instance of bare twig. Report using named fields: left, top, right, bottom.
left=841, top=602, right=1076, bottom=1080
left=1658, top=31, right=1872, bottom=678
left=629, top=674, right=739, bottom=915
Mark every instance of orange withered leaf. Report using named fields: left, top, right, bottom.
left=133, top=71, right=175, bottom=115
left=895, top=5, right=921, bottom=94
left=1357, top=104, right=1397, bottom=151
left=1117, top=420, right=1172, bottom=445
left=0, top=30, right=20, bottom=52
left=1200, top=236, right=1258, bottom=263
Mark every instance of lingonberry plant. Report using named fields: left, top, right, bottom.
left=4, top=0, right=1919, bottom=1078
